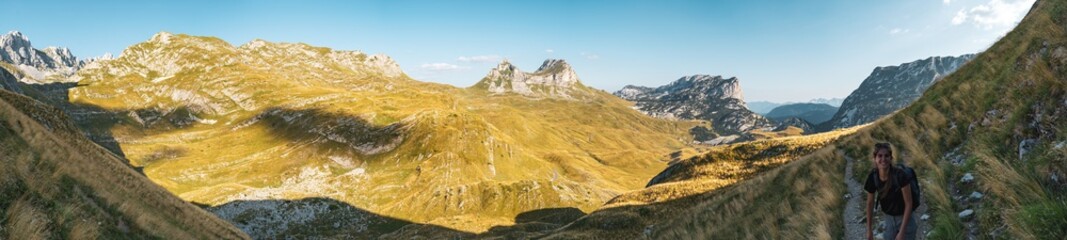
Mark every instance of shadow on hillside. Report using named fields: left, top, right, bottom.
left=0, top=68, right=127, bottom=157
left=255, top=107, right=405, bottom=156
left=204, top=197, right=601, bottom=239
left=0, top=68, right=250, bottom=176
left=205, top=197, right=474, bottom=239
left=475, top=207, right=588, bottom=239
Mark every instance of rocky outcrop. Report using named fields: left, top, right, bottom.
left=472, top=59, right=591, bottom=99
left=821, top=54, right=975, bottom=130
left=239, top=38, right=404, bottom=78
left=614, top=75, right=772, bottom=134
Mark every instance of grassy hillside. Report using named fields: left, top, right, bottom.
left=495, top=0, right=1066, bottom=239
left=0, top=89, right=248, bottom=239
left=65, top=33, right=696, bottom=234
left=536, top=127, right=858, bottom=239
left=839, top=1, right=1067, bottom=238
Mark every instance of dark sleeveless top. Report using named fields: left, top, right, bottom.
left=864, top=168, right=911, bottom=216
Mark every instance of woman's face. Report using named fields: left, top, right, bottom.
left=874, top=149, right=892, bottom=170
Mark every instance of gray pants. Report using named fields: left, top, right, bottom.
left=883, top=213, right=917, bottom=240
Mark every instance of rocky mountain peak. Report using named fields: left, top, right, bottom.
left=363, top=53, right=403, bottom=78
left=665, top=75, right=744, bottom=102
left=532, top=59, right=579, bottom=86
left=488, top=59, right=517, bottom=73
left=150, top=31, right=175, bottom=44
left=1, top=31, right=31, bottom=48
left=41, top=46, right=78, bottom=67
left=0, top=30, right=83, bottom=83
left=615, top=85, right=654, bottom=100
left=614, top=74, right=771, bottom=135
left=475, top=58, right=590, bottom=99
left=2, top=31, right=40, bottom=65
left=820, top=53, right=975, bottom=131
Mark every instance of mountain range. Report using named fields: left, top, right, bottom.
left=37, top=32, right=695, bottom=236
left=1, top=0, right=1064, bottom=238
left=748, top=97, right=844, bottom=115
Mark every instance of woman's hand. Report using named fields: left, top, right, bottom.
left=895, top=231, right=905, bottom=240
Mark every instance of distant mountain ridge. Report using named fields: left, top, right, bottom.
left=820, top=54, right=975, bottom=130
left=749, top=97, right=844, bottom=115
left=765, top=102, right=837, bottom=125
left=614, top=74, right=772, bottom=135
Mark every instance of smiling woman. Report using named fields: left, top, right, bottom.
left=864, top=143, right=918, bottom=240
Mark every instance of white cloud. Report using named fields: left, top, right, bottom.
left=545, top=49, right=554, bottom=53
left=420, top=63, right=466, bottom=71
left=952, top=9, right=969, bottom=25
left=580, top=52, right=600, bottom=60
left=456, top=55, right=501, bottom=62
left=951, top=0, right=1035, bottom=29
left=943, top=0, right=953, bottom=5
left=889, top=28, right=911, bottom=35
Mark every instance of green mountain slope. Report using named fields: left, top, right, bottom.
left=66, top=33, right=695, bottom=234
left=0, top=89, right=248, bottom=239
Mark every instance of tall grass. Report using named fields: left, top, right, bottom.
left=0, top=90, right=249, bottom=239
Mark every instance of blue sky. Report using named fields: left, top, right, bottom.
left=1, top=0, right=1034, bottom=102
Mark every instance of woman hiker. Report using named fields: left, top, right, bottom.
left=865, top=143, right=917, bottom=240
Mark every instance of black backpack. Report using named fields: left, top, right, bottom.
left=876, top=164, right=922, bottom=210
left=898, top=164, right=921, bottom=209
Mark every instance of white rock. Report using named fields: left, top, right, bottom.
left=959, top=209, right=975, bottom=220
left=960, top=173, right=975, bottom=184
left=1019, top=139, right=1036, bottom=161
left=969, top=191, right=984, bottom=201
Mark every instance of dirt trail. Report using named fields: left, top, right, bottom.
left=843, top=152, right=930, bottom=239
left=844, top=153, right=870, bottom=239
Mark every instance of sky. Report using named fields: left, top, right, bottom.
left=0, top=0, right=1035, bottom=103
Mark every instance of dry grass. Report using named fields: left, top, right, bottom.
left=63, top=34, right=697, bottom=233
left=524, top=1, right=1067, bottom=239
left=534, top=128, right=858, bottom=239
left=5, top=198, right=52, bottom=240
left=747, top=126, right=805, bottom=140
left=0, top=90, right=249, bottom=239
left=839, top=1, right=1067, bottom=238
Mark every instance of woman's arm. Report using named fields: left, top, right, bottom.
left=897, top=185, right=913, bottom=240
left=867, top=192, right=875, bottom=239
